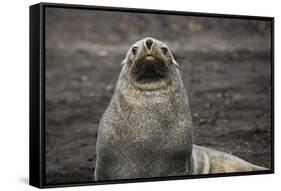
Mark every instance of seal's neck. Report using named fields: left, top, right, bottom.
left=112, top=66, right=188, bottom=110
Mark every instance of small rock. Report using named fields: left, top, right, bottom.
left=205, top=103, right=212, bottom=108
left=216, top=93, right=222, bottom=98
left=224, top=99, right=231, bottom=105
left=186, top=20, right=202, bottom=32
left=81, top=75, right=88, bottom=81
left=199, top=118, right=207, bottom=125
left=97, top=50, right=108, bottom=58
left=222, top=119, right=229, bottom=123
left=193, top=113, right=199, bottom=118
left=71, top=80, right=79, bottom=87
left=224, top=92, right=230, bottom=97
left=106, top=84, right=114, bottom=92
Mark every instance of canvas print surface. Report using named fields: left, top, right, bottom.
left=44, top=6, right=272, bottom=185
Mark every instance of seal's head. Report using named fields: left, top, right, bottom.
left=121, top=37, right=180, bottom=91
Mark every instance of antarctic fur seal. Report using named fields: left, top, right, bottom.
left=94, top=37, right=267, bottom=181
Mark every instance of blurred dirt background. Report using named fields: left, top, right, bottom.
left=45, top=7, right=272, bottom=184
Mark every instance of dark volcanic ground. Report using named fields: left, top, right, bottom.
left=45, top=8, right=272, bottom=184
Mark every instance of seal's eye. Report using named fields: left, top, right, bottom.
left=132, top=47, right=138, bottom=55
left=161, top=47, right=168, bottom=54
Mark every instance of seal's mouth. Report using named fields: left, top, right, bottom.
left=130, top=55, right=168, bottom=81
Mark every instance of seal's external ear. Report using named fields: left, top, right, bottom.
left=173, top=60, right=180, bottom=69
left=121, top=59, right=127, bottom=66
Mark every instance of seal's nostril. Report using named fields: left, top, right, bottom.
left=145, top=39, right=153, bottom=50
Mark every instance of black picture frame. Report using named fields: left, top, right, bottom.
left=30, top=2, right=274, bottom=188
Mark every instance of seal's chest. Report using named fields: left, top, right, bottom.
left=112, top=125, right=166, bottom=145
left=111, top=122, right=190, bottom=153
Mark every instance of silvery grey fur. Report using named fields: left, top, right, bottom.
left=94, top=37, right=267, bottom=181
left=191, top=145, right=267, bottom=174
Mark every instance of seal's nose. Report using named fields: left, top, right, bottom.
left=145, top=39, right=153, bottom=50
